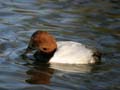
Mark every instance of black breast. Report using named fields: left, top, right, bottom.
left=33, top=49, right=56, bottom=63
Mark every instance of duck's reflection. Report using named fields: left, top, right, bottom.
left=26, top=63, right=54, bottom=84
left=25, top=62, right=98, bottom=84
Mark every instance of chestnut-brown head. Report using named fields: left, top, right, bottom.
left=26, top=31, right=57, bottom=54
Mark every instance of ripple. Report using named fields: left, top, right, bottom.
left=0, top=0, right=119, bottom=90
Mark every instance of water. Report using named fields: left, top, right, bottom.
left=0, top=0, right=120, bottom=90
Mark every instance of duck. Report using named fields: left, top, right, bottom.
left=24, top=31, right=101, bottom=64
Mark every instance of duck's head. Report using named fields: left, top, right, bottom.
left=25, top=31, right=57, bottom=54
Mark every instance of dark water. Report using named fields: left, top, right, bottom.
left=0, top=0, right=120, bottom=90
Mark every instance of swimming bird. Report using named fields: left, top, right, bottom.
left=24, top=31, right=101, bottom=64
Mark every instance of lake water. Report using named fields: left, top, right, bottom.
left=0, top=0, right=120, bottom=90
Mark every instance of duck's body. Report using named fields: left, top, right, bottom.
left=24, top=31, right=101, bottom=64
left=50, top=41, right=100, bottom=64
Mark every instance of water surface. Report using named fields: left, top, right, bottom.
left=0, top=0, right=120, bottom=90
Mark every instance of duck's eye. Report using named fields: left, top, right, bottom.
left=43, top=48, right=47, bottom=51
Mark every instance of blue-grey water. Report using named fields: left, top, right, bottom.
left=0, top=0, right=120, bottom=90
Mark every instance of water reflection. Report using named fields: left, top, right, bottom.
left=25, top=62, right=96, bottom=85
left=26, top=63, right=54, bottom=84
left=0, top=0, right=120, bottom=90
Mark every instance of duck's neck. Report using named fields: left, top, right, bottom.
left=33, top=49, right=57, bottom=63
